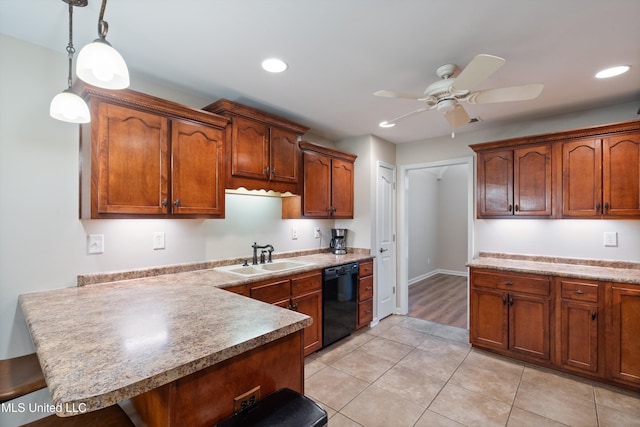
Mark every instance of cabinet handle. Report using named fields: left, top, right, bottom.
left=161, top=198, right=168, bottom=207
left=591, top=311, right=597, bottom=320
left=508, top=204, right=513, bottom=212
left=508, top=294, right=514, bottom=306
left=504, top=281, right=513, bottom=286
left=271, top=168, right=277, bottom=176
left=174, top=199, right=180, bottom=207
left=574, top=290, right=585, bottom=295
left=264, top=167, right=270, bottom=177
left=502, top=295, right=508, bottom=305
left=365, top=310, right=372, bottom=314
left=514, top=204, right=519, bottom=212
left=604, top=202, right=610, bottom=213
left=291, top=303, right=298, bottom=311
left=365, top=286, right=372, bottom=290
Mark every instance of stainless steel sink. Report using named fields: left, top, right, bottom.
left=215, top=260, right=313, bottom=276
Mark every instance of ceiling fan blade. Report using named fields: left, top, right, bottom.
left=383, top=106, right=431, bottom=125
left=444, top=105, right=470, bottom=128
left=373, top=90, right=423, bottom=100
left=467, top=83, right=544, bottom=104
left=452, top=54, right=506, bottom=91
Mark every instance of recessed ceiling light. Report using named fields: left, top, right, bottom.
left=261, top=58, right=288, bottom=73
left=595, top=65, right=630, bottom=79
left=379, top=121, right=395, bottom=128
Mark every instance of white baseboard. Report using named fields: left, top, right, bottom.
left=408, top=269, right=468, bottom=286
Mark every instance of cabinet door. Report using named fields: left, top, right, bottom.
left=477, top=150, right=514, bottom=216
left=270, top=127, right=299, bottom=184
left=470, top=288, right=508, bottom=351
left=509, top=292, right=550, bottom=360
left=171, top=119, right=225, bottom=216
left=96, top=102, right=169, bottom=215
left=514, top=145, right=552, bottom=216
left=603, top=133, right=640, bottom=217
left=231, top=116, right=269, bottom=180
left=331, top=159, right=355, bottom=218
left=608, top=284, right=640, bottom=387
left=560, top=300, right=598, bottom=372
left=303, top=152, right=332, bottom=216
left=292, top=290, right=322, bottom=356
left=561, top=138, right=602, bottom=217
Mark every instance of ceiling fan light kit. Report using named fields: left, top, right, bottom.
left=374, top=54, right=544, bottom=136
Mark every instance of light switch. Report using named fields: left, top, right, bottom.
left=88, top=234, right=104, bottom=254
left=603, top=231, right=618, bottom=247
left=291, top=226, right=298, bottom=240
left=314, top=227, right=321, bottom=239
left=153, top=232, right=165, bottom=250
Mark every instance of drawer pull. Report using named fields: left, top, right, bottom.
left=574, top=290, right=585, bottom=295
left=365, top=286, right=372, bottom=290
left=504, top=281, right=513, bottom=286
left=365, top=310, right=372, bottom=314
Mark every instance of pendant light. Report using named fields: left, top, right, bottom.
left=76, top=0, right=129, bottom=89
left=50, top=0, right=91, bottom=124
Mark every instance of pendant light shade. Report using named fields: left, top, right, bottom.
left=50, top=0, right=90, bottom=124
left=50, top=89, right=91, bottom=123
left=76, top=0, right=129, bottom=89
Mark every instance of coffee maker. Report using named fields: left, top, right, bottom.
left=330, top=228, right=348, bottom=254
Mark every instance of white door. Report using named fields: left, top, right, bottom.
left=377, top=162, right=396, bottom=319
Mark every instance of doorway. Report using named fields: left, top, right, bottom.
left=398, top=157, right=474, bottom=328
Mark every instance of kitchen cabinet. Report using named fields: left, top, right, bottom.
left=249, top=271, right=323, bottom=356
left=475, top=144, right=552, bottom=217
left=203, top=99, right=309, bottom=194
left=283, top=141, right=357, bottom=218
left=561, top=132, right=640, bottom=218
left=357, top=259, right=374, bottom=329
left=79, top=84, right=228, bottom=219
left=555, top=278, right=603, bottom=375
left=470, top=269, right=551, bottom=362
left=607, top=283, right=640, bottom=388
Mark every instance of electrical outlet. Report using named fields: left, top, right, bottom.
left=88, top=234, right=104, bottom=254
left=233, top=386, right=261, bottom=413
left=314, top=227, right=321, bottom=239
left=603, top=231, right=618, bottom=247
left=291, top=226, right=298, bottom=240
left=153, top=232, right=165, bottom=250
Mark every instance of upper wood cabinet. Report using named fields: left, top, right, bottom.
left=472, top=119, right=640, bottom=219
left=203, top=99, right=309, bottom=194
left=475, top=144, right=552, bottom=217
left=79, top=83, right=229, bottom=219
left=561, top=133, right=640, bottom=218
left=283, top=142, right=357, bottom=219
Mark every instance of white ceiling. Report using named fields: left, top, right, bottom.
left=2, top=0, right=639, bottom=143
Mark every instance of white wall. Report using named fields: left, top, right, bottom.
left=397, top=100, right=640, bottom=262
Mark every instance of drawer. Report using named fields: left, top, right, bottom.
left=250, top=279, right=290, bottom=304
left=560, top=280, right=599, bottom=302
left=358, top=299, right=373, bottom=326
left=472, top=270, right=550, bottom=296
left=223, top=284, right=247, bottom=296
left=291, top=271, right=322, bottom=296
left=359, top=261, right=374, bottom=277
left=358, top=276, right=374, bottom=301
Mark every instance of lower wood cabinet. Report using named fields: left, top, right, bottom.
left=470, top=270, right=551, bottom=362
left=470, top=267, right=640, bottom=392
left=248, top=271, right=322, bottom=356
left=357, top=259, right=374, bottom=329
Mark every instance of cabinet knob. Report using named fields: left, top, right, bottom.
left=514, top=204, right=519, bottom=212
left=508, top=204, right=513, bottom=212
left=604, top=202, right=610, bottom=212
left=161, top=198, right=168, bottom=207
left=591, top=311, right=597, bottom=320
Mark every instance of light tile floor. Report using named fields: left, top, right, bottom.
left=304, top=315, right=640, bottom=427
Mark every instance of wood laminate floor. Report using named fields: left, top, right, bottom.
left=408, top=273, right=467, bottom=328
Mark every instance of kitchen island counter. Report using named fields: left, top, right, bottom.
left=19, top=279, right=311, bottom=419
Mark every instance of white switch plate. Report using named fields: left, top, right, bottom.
left=88, top=234, right=104, bottom=254
left=291, top=226, right=298, bottom=240
left=153, top=232, right=165, bottom=250
left=314, top=227, right=321, bottom=239
left=603, top=231, right=618, bottom=247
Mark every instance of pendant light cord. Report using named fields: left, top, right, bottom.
left=65, top=1, right=75, bottom=89
left=98, top=0, right=109, bottom=40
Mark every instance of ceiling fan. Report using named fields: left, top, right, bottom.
left=374, top=54, right=544, bottom=136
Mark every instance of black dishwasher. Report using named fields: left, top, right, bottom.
left=322, top=263, right=359, bottom=348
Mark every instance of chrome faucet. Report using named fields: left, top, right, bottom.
left=252, top=242, right=274, bottom=265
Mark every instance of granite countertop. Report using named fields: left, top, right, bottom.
left=19, top=249, right=374, bottom=416
left=467, top=252, right=640, bottom=285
